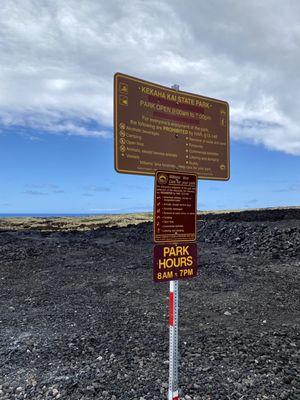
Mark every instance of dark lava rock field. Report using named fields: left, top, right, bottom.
left=0, top=209, right=299, bottom=400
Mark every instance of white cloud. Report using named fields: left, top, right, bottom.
left=0, top=0, right=299, bottom=153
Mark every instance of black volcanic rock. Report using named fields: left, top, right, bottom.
left=0, top=210, right=299, bottom=399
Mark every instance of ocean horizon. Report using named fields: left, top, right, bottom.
left=0, top=213, right=121, bottom=218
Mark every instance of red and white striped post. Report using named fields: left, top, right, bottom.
left=169, top=280, right=179, bottom=400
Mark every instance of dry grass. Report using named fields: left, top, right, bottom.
left=0, top=213, right=153, bottom=232
left=1, top=206, right=299, bottom=232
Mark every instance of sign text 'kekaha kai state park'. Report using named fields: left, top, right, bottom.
left=114, top=73, right=230, bottom=180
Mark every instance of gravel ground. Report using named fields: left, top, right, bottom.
left=0, top=211, right=299, bottom=399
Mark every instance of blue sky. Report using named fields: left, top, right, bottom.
left=0, top=1, right=299, bottom=214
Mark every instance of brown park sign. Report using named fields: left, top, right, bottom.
left=154, top=171, right=197, bottom=243
left=114, top=72, right=230, bottom=180
left=153, top=243, right=197, bottom=282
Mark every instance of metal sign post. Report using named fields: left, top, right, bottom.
left=169, top=280, right=179, bottom=400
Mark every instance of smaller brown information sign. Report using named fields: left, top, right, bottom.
left=153, top=243, right=197, bottom=282
left=154, top=171, right=197, bottom=243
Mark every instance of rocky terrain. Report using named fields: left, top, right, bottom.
left=0, top=208, right=299, bottom=399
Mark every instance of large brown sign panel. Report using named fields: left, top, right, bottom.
left=114, top=73, right=230, bottom=180
left=154, top=171, right=197, bottom=243
left=153, top=243, right=197, bottom=282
